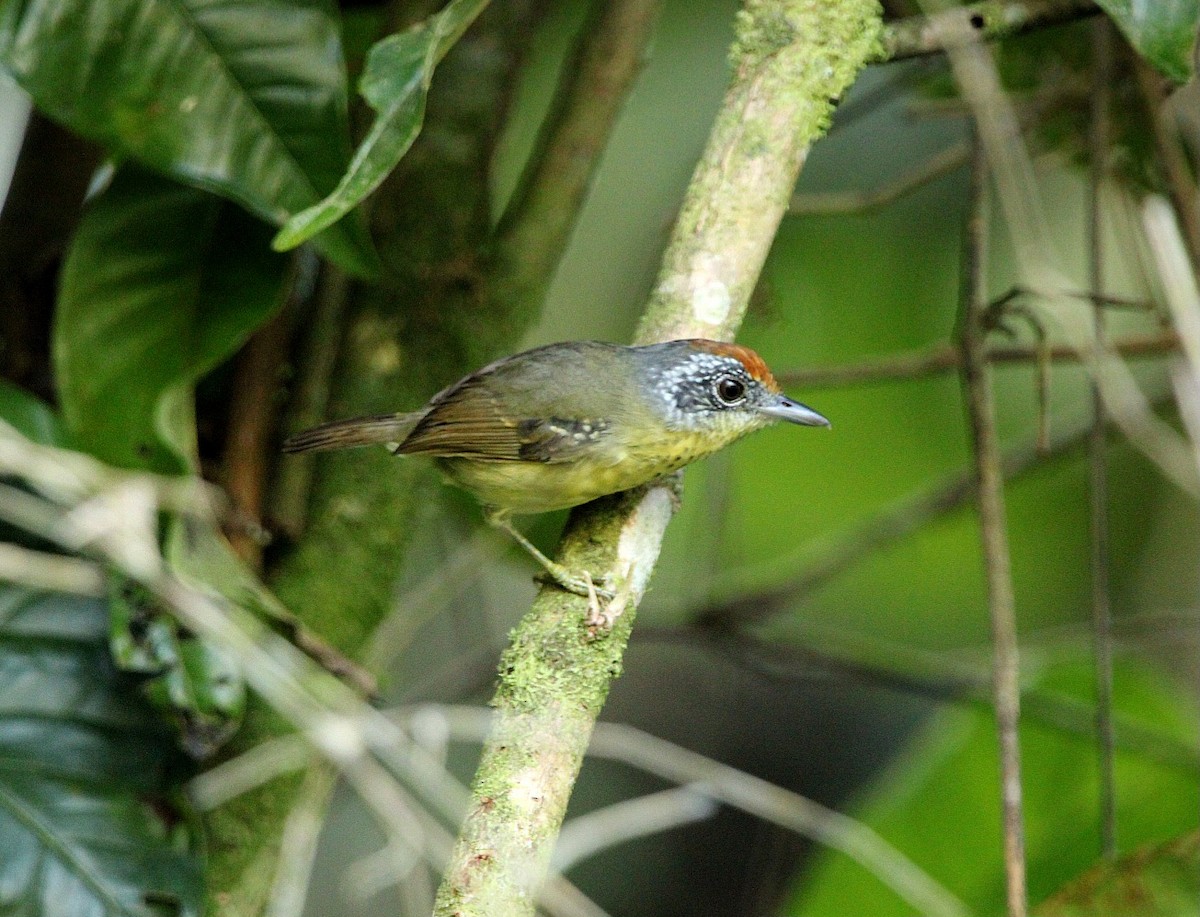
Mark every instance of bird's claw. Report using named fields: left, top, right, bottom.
left=534, top=567, right=618, bottom=631
left=582, top=572, right=617, bottom=635
left=534, top=566, right=615, bottom=602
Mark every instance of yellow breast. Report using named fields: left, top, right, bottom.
left=434, top=428, right=733, bottom=514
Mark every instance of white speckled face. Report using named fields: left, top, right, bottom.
left=637, top=346, right=774, bottom=433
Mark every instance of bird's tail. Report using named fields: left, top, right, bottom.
left=282, top=413, right=420, bottom=454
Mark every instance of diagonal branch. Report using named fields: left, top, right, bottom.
left=697, top=385, right=1176, bottom=631
left=878, top=0, right=1098, bottom=61
left=493, top=0, right=663, bottom=308
left=431, top=2, right=885, bottom=915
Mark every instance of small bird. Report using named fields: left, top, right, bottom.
left=283, top=339, right=828, bottom=597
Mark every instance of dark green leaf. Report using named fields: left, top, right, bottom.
left=55, top=165, right=288, bottom=474
left=0, top=582, right=202, bottom=917
left=1095, top=0, right=1200, bottom=82
left=1035, top=832, right=1200, bottom=916
left=109, top=577, right=243, bottom=758
left=0, top=379, right=64, bottom=446
left=162, top=518, right=372, bottom=696
left=273, top=0, right=489, bottom=249
left=0, top=0, right=377, bottom=275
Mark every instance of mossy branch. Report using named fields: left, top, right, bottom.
left=206, top=3, right=658, bottom=912
left=431, top=2, right=884, bottom=915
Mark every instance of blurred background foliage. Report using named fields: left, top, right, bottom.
left=0, top=0, right=1197, bottom=915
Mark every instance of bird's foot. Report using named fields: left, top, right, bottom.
left=534, top=563, right=615, bottom=601
left=582, top=572, right=619, bottom=635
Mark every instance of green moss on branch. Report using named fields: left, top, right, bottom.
left=638, top=0, right=883, bottom=345
left=433, top=2, right=883, bottom=915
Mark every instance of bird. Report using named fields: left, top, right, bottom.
left=283, top=339, right=828, bottom=598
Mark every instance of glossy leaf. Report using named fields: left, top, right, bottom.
left=273, top=0, right=489, bottom=249
left=109, top=577, right=243, bottom=758
left=1036, top=832, right=1200, bottom=916
left=55, top=165, right=287, bottom=475
left=0, top=0, right=376, bottom=275
left=162, top=518, right=373, bottom=696
left=0, top=583, right=202, bottom=917
left=1095, top=0, right=1199, bottom=82
left=788, top=661, right=1200, bottom=915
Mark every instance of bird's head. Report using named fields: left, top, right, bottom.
left=634, top=339, right=829, bottom=443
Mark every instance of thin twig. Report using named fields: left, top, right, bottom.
left=0, top=542, right=107, bottom=595
left=363, top=527, right=507, bottom=672
left=1144, top=200, right=1200, bottom=380
left=698, top=391, right=1170, bottom=629
left=266, top=760, right=337, bottom=917
left=422, top=705, right=970, bottom=917
left=942, top=3, right=1200, bottom=496
left=959, top=137, right=1028, bottom=917
left=788, top=140, right=969, bottom=214
left=1135, top=61, right=1200, bottom=270
left=1087, top=15, right=1118, bottom=860
left=789, top=78, right=1089, bottom=216
left=642, top=626, right=1200, bottom=773
left=188, top=735, right=312, bottom=811
left=552, top=786, right=718, bottom=872
left=778, top=330, right=1178, bottom=389
left=223, top=274, right=298, bottom=566
left=878, top=0, right=1098, bottom=61
left=269, top=265, right=350, bottom=541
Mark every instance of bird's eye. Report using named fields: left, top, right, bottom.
left=715, top=376, right=746, bottom=405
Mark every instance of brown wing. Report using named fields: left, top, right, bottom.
left=397, top=377, right=613, bottom=463
left=397, top=342, right=621, bottom=462
left=397, top=376, right=526, bottom=460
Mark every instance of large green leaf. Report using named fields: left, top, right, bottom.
left=1095, top=0, right=1200, bottom=82
left=1036, top=832, right=1200, bottom=916
left=0, top=0, right=376, bottom=275
left=55, top=165, right=288, bottom=475
left=273, top=0, right=489, bottom=249
left=109, top=576, right=244, bottom=759
left=788, top=660, right=1199, bottom=915
left=0, top=583, right=202, bottom=917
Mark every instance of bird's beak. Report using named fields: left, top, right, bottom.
left=758, top=394, right=830, bottom=427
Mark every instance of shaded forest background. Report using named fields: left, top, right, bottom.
left=0, top=0, right=1197, bottom=916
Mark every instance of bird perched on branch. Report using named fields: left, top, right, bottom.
left=284, top=339, right=828, bottom=598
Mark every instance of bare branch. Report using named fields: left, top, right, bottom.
left=494, top=0, right=663, bottom=306
left=879, top=0, right=1098, bottom=61
left=1135, top=62, right=1200, bottom=270
left=642, top=626, right=1200, bottom=772
left=778, top=330, right=1178, bottom=389
left=1087, top=16, right=1118, bottom=860
left=959, top=137, right=1028, bottom=917
left=552, top=786, right=718, bottom=872
left=422, top=704, right=970, bottom=917
left=941, top=4, right=1200, bottom=497
left=265, top=762, right=336, bottom=917
left=697, top=390, right=1171, bottom=630
left=789, top=140, right=969, bottom=214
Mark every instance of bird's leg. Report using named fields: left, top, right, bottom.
left=484, top=508, right=613, bottom=601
